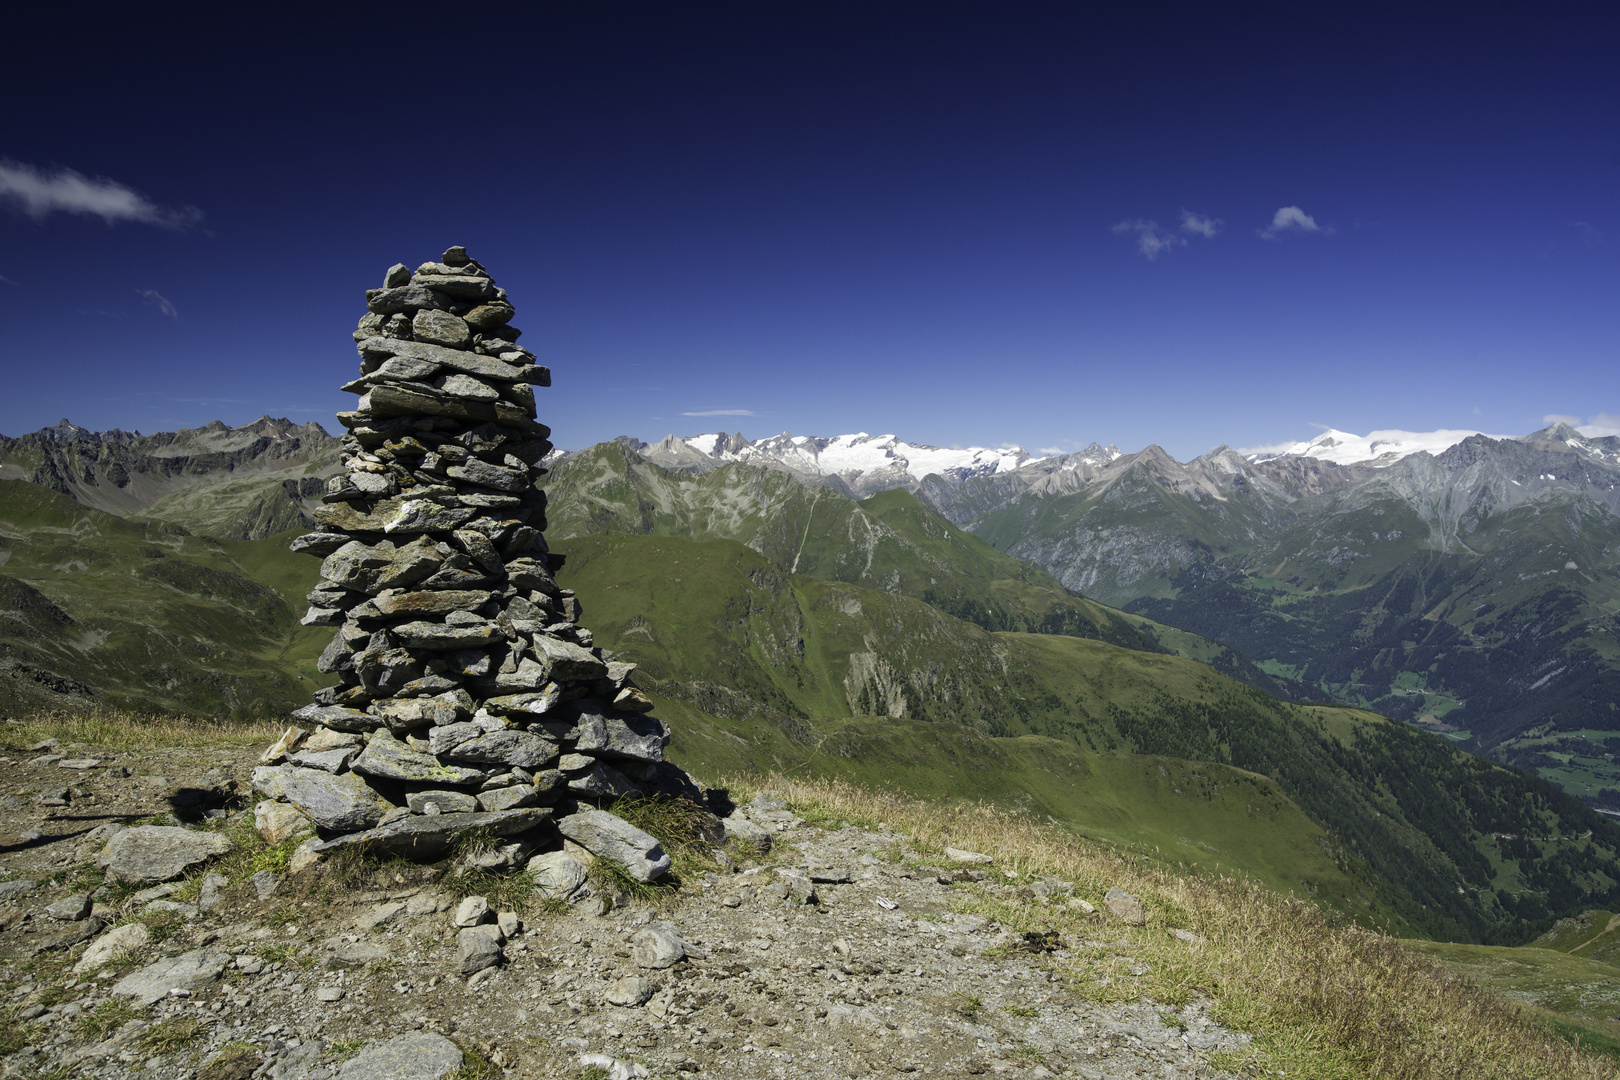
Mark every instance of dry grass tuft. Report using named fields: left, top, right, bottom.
left=736, top=773, right=1615, bottom=1080
left=1, top=709, right=283, bottom=751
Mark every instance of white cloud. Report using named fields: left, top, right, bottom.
left=0, top=160, right=202, bottom=229
left=1180, top=210, right=1222, bottom=238
left=1234, top=439, right=1304, bottom=457
left=681, top=408, right=756, bottom=417
left=1112, top=219, right=1185, bottom=260
left=1543, top=413, right=1582, bottom=426
left=1259, top=205, right=1330, bottom=239
left=137, top=289, right=178, bottom=319
left=1576, top=413, right=1620, bottom=437
left=0, top=274, right=15, bottom=286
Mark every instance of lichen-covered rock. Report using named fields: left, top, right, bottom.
left=110, top=947, right=232, bottom=1006
left=335, top=1032, right=465, bottom=1080
left=350, top=731, right=486, bottom=786
left=306, top=807, right=553, bottom=859
left=97, top=825, right=232, bottom=883
left=252, top=765, right=391, bottom=833
left=556, top=807, right=671, bottom=882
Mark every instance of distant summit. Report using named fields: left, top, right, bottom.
left=22, top=418, right=143, bottom=444
left=1244, top=427, right=1509, bottom=467
left=628, top=430, right=1050, bottom=497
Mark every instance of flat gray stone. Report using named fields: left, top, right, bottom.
left=573, top=710, right=669, bottom=763
left=327, top=939, right=391, bottom=967
left=372, top=589, right=490, bottom=617
left=412, top=309, right=470, bottom=349
left=365, top=285, right=455, bottom=316
left=606, top=975, right=654, bottom=1006
left=252, top=765, right=392, bottom=833
left=556, top=807, right=670, bottom=882
left=447, top=459, right=527, bottom=492
left=721, top=815, right=773, bottom=853
left=407, top=790, right=478, bottom=814
left=357, top=336, right=518, bottom=381
left=289, top=704, right=379, bottom=733
left=527, top=850, right=589, bottom=901
left=287, top=748, right=357, bottom=773
left=566, top=760, right=643, bottom=800
left=436, top=373, right=500, bottom=401
left=336, top=1032, right=464, bottom=1080
left=1104, top=886, right=1147, bottom=926
left=945, top=847, right=992, bottom=864
left=458, top=927, right=503, bottom=976
left=477, top=784, right=538, bottom=812
left=98, top=826, right=232, bottom=884
left=444, top=729, right=559, bottom=770
left=452, top=529, right=505, bottom=574
left=428, top=721, right=482, bottom=756
left=110, top=947, right=231, bottom=1006
left=73, top=921, right=150, bottom=973
left=0, top=879, right=36, bottom=901
left=308, top=807, right=553, bottom=860
left=632, top=926, right=685, bottom=969
left=381, top=498, right=479, bottom=536
left=351, top=732, right=486, bottom=786
left=46, top=892, right=92, bottom=920
left=391, top=620, right=504, bottom=650
left=531, top=635, right=608, bottom=681
left=252, top=870, right=280, bottom=900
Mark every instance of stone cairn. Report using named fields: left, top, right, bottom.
left=251, top=247, right=701, bottom=890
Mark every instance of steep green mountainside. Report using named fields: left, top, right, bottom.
left=0, top=416, right=341, bottom=540
left=560, top=531, right=1620, bottom=940
left=545, top=440, right=1288, bottom=693
left=0, top=480, right=329, bottom=718
left=924, top=428, right=1620, bottom=806
left=648, top=691, right=1391, bottom=924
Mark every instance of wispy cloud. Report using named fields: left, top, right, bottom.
left=1233, top=439, right=1303, bottom=457
left=0, top=160, right=202, bottom=229
left=1543, top=413, right=1582, bottom=426
left=0, top=273, right=15, bottom=286
left=1572, top=221, right=1603, bottom=246
left=1564, top=412, right=1620, bottom=438
left=1260, top=205, right=1331, bottom=239
left=136, top=289, right=178, bottom=319
left=1180, top=210, right=1222, bottom=238
left=681, top=408, right=757, bottom=417
left=1112, top=219, right=1185, bottom=260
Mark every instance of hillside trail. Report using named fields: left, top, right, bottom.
left=0, top=742, right=1247, bottom=1079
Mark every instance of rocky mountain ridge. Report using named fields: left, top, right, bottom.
left=0, top=417, right=341, bottom=540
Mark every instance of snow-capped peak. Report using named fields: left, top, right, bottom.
left=645, top=430, right=1042, bottom=492
left=1246, top=428, right=1510, bottom=467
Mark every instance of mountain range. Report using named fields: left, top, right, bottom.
left=0, top=415, right=340, bottom=540
left=5, top=416, right=1617, bottom=806
left=3, top=415, right=1620, bottom=941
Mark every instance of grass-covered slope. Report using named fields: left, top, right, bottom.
left=560, top=531, right=1620, bottom=940
left=648, top=691, right=1384, bottom=920
left=546, top=440, right=1289, bottom=692
left=0, top=480, right=327, bottom=718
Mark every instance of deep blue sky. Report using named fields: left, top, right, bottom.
left=2, top=2, right=1616, bottom=459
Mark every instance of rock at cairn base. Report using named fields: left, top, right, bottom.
left=253, top=247, right=698, bottom=881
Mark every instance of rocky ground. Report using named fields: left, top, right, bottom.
left=0, top=737, right=1248, bottom=1080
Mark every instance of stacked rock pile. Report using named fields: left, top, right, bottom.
left=251, top=247, right=702, bottom=882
